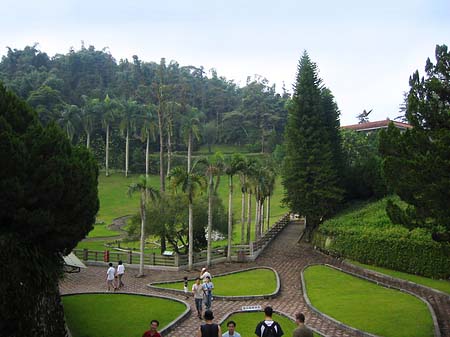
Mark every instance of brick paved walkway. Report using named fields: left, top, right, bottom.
left=60, top=221, right=450, bottom=337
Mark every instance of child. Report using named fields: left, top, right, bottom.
left=183, top=276, right=189, bottom=299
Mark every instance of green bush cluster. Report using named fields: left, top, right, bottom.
left=313, top=198, right=450, bottom=278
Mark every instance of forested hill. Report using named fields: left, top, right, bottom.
left=0, top=44, right=289, bottom=155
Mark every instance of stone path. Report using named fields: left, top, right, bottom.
left=60, top=221, right=450, bottom=337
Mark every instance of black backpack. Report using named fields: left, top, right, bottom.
left=262, top=321, right=278, bottom=337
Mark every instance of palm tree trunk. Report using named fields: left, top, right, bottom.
left=86, top=132, right=90, bottom=149
left=158, top=108, right=165, bottom=192
left=266, top=197, right=270, bottom=231
left=261, top=201, right=264, bottom=236
left=207, top=173, right=213, bottom=267
left=125, top=128, right=129, bottom=177
left=166, top=129, right=172, bottom=177
left=187, top=132, right=192, bottom=172
left=255, top=199, right=261, bottom=241
left=139, top=190, right=146, bottom=276
left=246, top=191, right=252, bottom=243
left=227, top=175, right=233, bottom=261
left=241, top=191, right=246, bottom=244
left=105, top=123, right=109, bottom=177
left=145, top=135, right=150, bottom=178
left=188, top=199, right=193, bottom=270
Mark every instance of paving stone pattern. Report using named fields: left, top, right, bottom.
left=60, top=221, right=450, bottom=337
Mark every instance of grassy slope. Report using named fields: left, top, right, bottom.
left=62, top=294, right=185, bottom=337
left=349, top=260, right=450, bottom=295
left=80, top=171, right=286, bottom=248
left=304, top=265, right=434, bottom=337
left=153, top=268, right=277, bottom=296
left=320, top=197, right=450, bottom=293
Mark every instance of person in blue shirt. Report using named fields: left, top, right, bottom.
left=202, top=276, right=214, bottom=310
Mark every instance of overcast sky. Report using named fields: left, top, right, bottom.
left=1, top=0, right=449, bottom=125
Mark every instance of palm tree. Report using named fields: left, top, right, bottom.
left=140, top=104, right=157, bottom=178
left=204, top=152, right=224, bottom=266
left=182, top=106, right=203, bottom=173
left=224, top=153, right=246, bottom=260
left=120, top=99, right=139, bottom=177
left=169, top=164, right=206, bottom=270
left=241, top=158, right=258, bottom=243
left=253, top=162, right=276, bottom=240
left=128, top=176, right=159, bottom=277
left=80, top=96, right=98, bottom=149
left=164, top=101, right=181, bottom=177
left=58, top=104, right=80, bottom=143
left=101, top=94, right=119, bottom=177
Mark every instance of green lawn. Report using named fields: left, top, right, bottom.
left=87, top=223, right=121, bottom=238
left=62, top=293, right=186, bottom=337
left=304, top=265, right=434, bottom=337
left=220, top=312, right=320, bottom=337
left=349, top=260, right=450, bottom=295
left=80, top=172, right=287, bottom=250
left=153, top=268, right=277, bottom=296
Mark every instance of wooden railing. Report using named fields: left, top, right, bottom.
left=73, top=213, right=291, bottom=269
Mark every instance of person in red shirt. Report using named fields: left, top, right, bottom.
left=142, top=319, right=162, bottom=337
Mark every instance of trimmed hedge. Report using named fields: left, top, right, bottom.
left=313, top=198, right=450, bottom=279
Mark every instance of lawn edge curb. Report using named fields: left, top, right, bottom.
left=342, top=259, right=450, bottom=298
left=147, top=266, right=280, bottom=300
left=301, top=263, right=441, bottom=337
left=61, top=291, right=191, bottom=336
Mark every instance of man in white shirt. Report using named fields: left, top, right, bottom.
left=106, top=262, right=116, bottom=291
left=200, top=267, right=212, bottom=282
left=117, top=260, right=125, bottom=289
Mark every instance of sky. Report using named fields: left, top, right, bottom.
left=0, top=0, right=449, bottom=125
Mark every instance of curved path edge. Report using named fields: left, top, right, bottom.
left=301, top=263, right=441, bottom=337
left=147, top=266, right=281, bottom=301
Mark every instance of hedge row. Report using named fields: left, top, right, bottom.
left=313, top=227, right=450, bottom=279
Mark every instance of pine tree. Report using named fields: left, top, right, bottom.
left=282, top=51, right=343, bottom=241
left=379, top=44, right=450, bottom=242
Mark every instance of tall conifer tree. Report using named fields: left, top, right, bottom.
left=282, top=51, right=343, bottom=240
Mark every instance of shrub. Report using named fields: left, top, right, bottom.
left=313, top=198, right=450, bottom=278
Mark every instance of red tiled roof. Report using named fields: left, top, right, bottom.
left=341, top=119, right=412, bottom=131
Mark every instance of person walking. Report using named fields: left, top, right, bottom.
left=183, top=276, right=189, bottom=299
left=292, top=313, right=313, bottom=337
left=192, top=277, right=204, bottom=319
left=222, top=320, right=241, bottom=337
left=106, top=262, right=116, bottom=291
left=142, top=319, right=162, bottom=337
left=197, top=310, right=221, bottom=337
left=255, top=306, right=284, bottom=337
left=202, top=276, right=214, bottom=310
left=116, top=260, right=125, bottom=289
left=200, top=267, right=212, bottom=282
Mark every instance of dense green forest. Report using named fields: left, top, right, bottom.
left=0, top=44, right=289, bottom=173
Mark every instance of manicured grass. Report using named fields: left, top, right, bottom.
left=349, top=260, right=450, bottom=295
left=196, top=144, right=250, bottom=154
left=62, top=293, right=186, bottom=337
left=220, top=312, right=320, bottom=337
left=153, top=268, right=277, bottom=296
left=87, top=223, right=121, bottom=238
left=83, top=172, right=287, bottom=248
left=95, top=173, right=160, bottom=226
left=304, top=265, right=434, bottom=337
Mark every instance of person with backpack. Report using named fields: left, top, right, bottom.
left=255, top=306, right=284, bottom=337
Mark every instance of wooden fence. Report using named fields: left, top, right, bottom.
left=72, top=213, right=292, bottom=270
